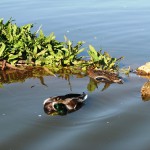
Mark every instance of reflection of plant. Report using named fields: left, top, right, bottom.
left=0, top=67, right=113, bottom=92
left=87, top=78, right=98, bottom=92
left=87, top=78, right=111, bottom=92
left=0, top=67, right=86, bottom=86
left=0, top=67, right=50, bottom=85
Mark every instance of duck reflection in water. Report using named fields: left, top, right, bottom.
left=43, top=92, right=88, bottom=116
left=87, top=67, right=124, bottom=84
left=87, top=67, right=124, bottom=92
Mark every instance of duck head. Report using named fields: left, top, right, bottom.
left=53, top=103, right=68, bottom=115
left=43, top=100, right=68, bottom=115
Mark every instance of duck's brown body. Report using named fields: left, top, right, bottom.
left=87, top=68, right=123, bottom=84
left=43, top=92, right=88, bottom=115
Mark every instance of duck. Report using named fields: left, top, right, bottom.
left=43, top=92, right=88, bottom=115
left=87, top=67, right=123, bottom=84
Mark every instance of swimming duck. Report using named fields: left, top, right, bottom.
left=87, top=67, right=123, bottom=84
left=43, top=92, right=88, bottom=115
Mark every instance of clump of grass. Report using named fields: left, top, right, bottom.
left=0, top=18, right=123, bottom=72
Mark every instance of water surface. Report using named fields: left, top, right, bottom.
left=0, top=0, right=150, bottom=150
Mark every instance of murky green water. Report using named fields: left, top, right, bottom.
left=0, top=0, right=150, bottom=150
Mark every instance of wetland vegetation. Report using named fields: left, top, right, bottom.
left=0, top=18, right=127, bottom=91
left=1, top=18, right=149, bottom=101
left=0, top=18, right=123, bottom=72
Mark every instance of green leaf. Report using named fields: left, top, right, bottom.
left=104, top=52, right=111, bottom=58
left=33, top=46, right=37, bottom=55
left=47, top=44, right=55, bottom=55
left=76, top=48, right=85, bottom=55
left=64, top=60, right=70, bottom=65
left=39, top=29, right=45, bottom=39
left=45, top=32, right=55, bottom=43
left=89, top=45, right=97, bottom=55
left=103, top=57, right=108, bottom=64
left=14, top=41, right=23, bottom=48
left=62, top=48, right=69, bottom=57
left=88, top=45, right=99, bottom=62
left=0, top=18, right=3, bottom=24
left=36, top=49, right=47, bottom=57
left=8, top=54, right=18, bottom=61
left=0, top=42, right=6, bottom=57
left=35, top=59, right=41, bottom=65
left=12, top=24, right=17, bottom=36
left=37, top=44, right=41, bottom=49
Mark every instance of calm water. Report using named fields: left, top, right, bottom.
left=0, top=0, right=150, bottom=150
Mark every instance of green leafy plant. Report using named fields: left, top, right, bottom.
left=0, top=18, right=123, bottom=73
left=88, top=45, right=123, bottom=71
left=0, top=18, right=87, bottom=68
left=0, top=18, right=35, bottom=64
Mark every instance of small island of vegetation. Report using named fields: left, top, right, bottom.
left=0, top=18, right=123, bottom=74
